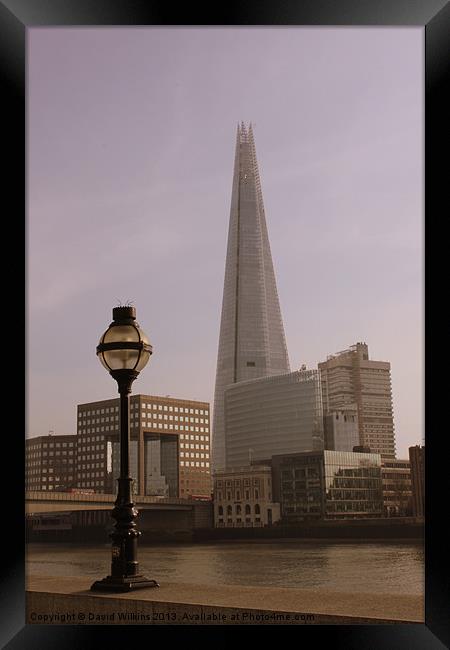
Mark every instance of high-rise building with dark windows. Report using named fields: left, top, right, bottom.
left=212, top=123, right=290, bottom=470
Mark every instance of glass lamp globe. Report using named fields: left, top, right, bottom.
left=97, top=306, right=152, bottom=374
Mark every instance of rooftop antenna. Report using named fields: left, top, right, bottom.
left=115, top=299, right=134, bottom=307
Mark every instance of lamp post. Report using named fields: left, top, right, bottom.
left=91, top=305, right=159, bottom=592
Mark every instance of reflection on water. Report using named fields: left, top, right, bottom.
left=26, top=540, right=424, bottom=595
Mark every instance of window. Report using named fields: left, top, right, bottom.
left=255, top=504, right=260, bottom=515
left=245, top=504, right=251, bottom=515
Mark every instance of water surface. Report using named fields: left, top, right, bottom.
left=26, top=540, right=424, bottom=595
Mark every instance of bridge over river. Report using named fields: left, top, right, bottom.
left=25, top=491, right=213, bottom=541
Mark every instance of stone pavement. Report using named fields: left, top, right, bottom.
left=26, top=575, right=424, bottom=625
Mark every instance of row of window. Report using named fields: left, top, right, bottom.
left=180, top=461, right=209, bottom=468
left=39, top=451, right=74, bottom=457
left=79, top=418, right=118, bottom=425
left=79, top=462, right=104, bottom=469
left=79, top=445, right=104, bottom=452
left=216, top=478, right=262, bottom=488
left=79, top=471, right=104, bottom=478
left=78, top=424, right=209, bottom=433
left=28, top=467, right=73, bottom=474
left=36, top=485, right=74, bottom=491
left=133, top=405, right=208, bottom=415
left=216, top=490, right=262, bottom=501
left=28, top=459, right=74, bottom=466
left=79, top=408, right=118, bottom=416
left=79, top=406, right=209, bottom=416
left=180, top=443, right=209, bottom=450
left=218, top=504, right=262, bottom=516
left=217, top=518, right=262, bottom=525
left=133, top=413, right=208, bottom=424
left=27, top=441, right=75, bottom=449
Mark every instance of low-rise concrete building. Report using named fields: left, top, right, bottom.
left=213, top=465, right=280, bottom=528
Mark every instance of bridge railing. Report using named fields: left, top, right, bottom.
left=25, top=491, right=205, bottom=506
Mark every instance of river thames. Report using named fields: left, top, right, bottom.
left=26, top=540, right=424, bottom=595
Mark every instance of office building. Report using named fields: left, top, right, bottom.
left=381, top=458, right=412, bottom=517
left=271, top=449, right=383, bottom=522
left=409, top=445, right=425, bottom=518
left=213, top=464, right=280, bottom=527
left=212, top=123, right=290, bottom=471
left=324, top=405, right=359, bottom=452
left=77, top=395, right=211, bottom=497
left=224, top=368, right=324, bottom=469
left=26, top=434, right=77, bottom=491
left=318, top=342, right=396, bottom=459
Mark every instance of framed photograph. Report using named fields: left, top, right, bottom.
left=3, top=0, right=448, bottom=647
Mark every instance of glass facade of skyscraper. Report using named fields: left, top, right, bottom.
left=224, top=369, right=324, bottom=468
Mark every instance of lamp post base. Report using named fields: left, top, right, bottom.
left=90, top=574, right=160, bottom=592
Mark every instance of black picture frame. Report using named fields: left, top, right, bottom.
left=3, top=0, right=448, bottom=646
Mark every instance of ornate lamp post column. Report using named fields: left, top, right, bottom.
left=91, top=305, right=159, bottom=592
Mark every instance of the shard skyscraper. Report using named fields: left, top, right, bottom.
left=212, top=123, right=290, bottom=471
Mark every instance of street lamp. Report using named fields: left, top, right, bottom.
left=91, top=305, right=159, bottom=592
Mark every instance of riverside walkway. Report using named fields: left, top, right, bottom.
left=26, top=575, right=424, bottom=625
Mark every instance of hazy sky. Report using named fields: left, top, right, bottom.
left=28, top=27, right=423, bottom=459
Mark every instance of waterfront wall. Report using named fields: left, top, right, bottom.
left=195, top=518, right=424, bottom=542
left=26, top=575, right=424, bottom=625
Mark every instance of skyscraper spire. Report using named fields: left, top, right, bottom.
left=212, top=123, right=290, bottom=470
